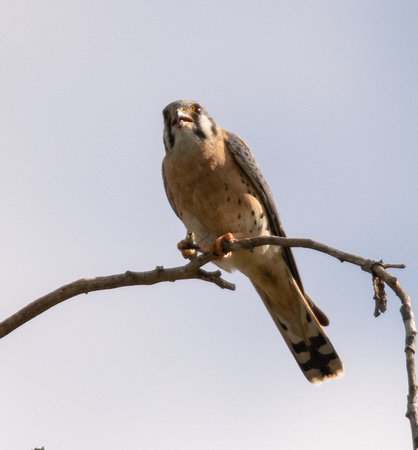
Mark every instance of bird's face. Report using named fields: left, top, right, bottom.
left=162, top=100, right=219, bottom=153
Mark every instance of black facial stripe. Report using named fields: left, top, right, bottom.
left=193, top=116, right=207, bottom=140
left=163, top=140, right=170, bottom=153
left=209, top=117, right=217, bottom=136
left=167, top=126, right=175, bottom=148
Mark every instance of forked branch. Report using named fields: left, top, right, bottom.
left=0, top=236, right=416, bottom=448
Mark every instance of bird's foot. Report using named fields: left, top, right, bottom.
left=177, top=233, right=201, bottom=259
left=210, top=232, right=243, bottom=258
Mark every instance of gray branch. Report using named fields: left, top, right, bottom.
left=222, top=236, right=417, bottom=448
left=1, top=236, right=416, bottom=448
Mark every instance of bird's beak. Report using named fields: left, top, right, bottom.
left=171, top=108, right=193, bottom=128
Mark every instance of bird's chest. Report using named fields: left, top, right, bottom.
left=164, top=145, right=270, bottom=246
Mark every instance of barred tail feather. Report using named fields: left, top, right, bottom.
left=251, top=283, right=344, bottom=384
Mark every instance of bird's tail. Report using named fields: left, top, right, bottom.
left=251, top=282, right=344, bottom=384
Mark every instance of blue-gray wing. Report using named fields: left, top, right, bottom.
left=224, top=131, right=305, bottom=291
left=225, top=130, right=330, bottom=326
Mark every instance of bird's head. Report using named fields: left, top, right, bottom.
left=162, top=100, right=219, bottom=152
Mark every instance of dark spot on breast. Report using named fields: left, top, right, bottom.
left=238, top=199, right=241, bottom=205
left=260, top=213, right=265, bottom=219
left=241, top=179, right=245, bottom=184
left=253, top=220, right=257, bottom=226
left=227, top=197, right=230, bottom=202
left=237, top=214, right=241, bottom=219
left=249, top=229, right=253, bottom=233
left=225, top=183, right=229, bottom=191
left=246, top=182, right=249, bottom=187
left=251, top=210, right=255, bottom=216
left=247, top=188, right=251, bottom=194
left=306, top=313, right=312, bottom=323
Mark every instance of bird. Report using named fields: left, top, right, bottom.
left=161, top=99, right=343, bottom=384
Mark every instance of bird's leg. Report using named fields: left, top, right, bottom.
left=210, top=232, right=244, bottom=258
left=177, top=232, right=201, bottom=259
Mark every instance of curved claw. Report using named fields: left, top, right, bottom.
left=177, top=233, right=201, bottom=259
left=177, top=240, right=197, bottom=259
left=210, top=232, right=242, bottom=258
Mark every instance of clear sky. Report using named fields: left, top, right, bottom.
left=1, top=1, right=417, bottom=449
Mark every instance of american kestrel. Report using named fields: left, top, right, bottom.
left=162, top=99, right=343, bottom=383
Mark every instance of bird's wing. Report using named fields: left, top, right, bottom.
left=162, top=160, right=181, bottom=220
left=225, top=131, right=329, bottom=326
left=225, top=130, right=330, bottom=326
left=224, top=130, right=305, bottom=291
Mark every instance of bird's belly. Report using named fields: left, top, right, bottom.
left=182, top=184, right=271, bottom=250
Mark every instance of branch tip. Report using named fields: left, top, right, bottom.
left=383, top=263, right=406, bottom=270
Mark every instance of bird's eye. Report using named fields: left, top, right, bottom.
left=191, top=105, right=202, bottom=115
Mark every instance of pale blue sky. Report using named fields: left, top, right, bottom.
left=1, top=1, right=417, bottom=449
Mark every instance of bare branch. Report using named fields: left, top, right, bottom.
left=0, top=252, right=233, bottom=340
left=1, top=235, right=415, bottom=446
left=382, top=263, right=407, bottom=270
left=222, top=235, right=416, bottom=447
